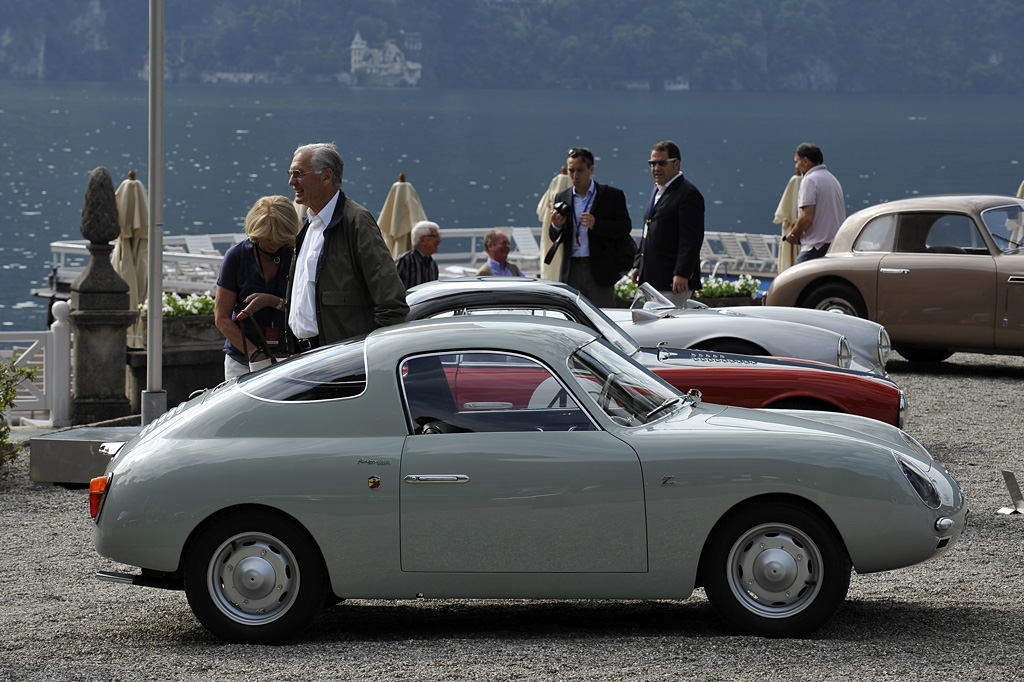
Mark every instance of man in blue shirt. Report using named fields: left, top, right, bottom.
left=476, top=229, right=525, bottom=277
left=548, top=147, right=632, bottom=307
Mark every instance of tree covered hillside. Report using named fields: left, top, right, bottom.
left=0, top=0, right=1020, bottom=93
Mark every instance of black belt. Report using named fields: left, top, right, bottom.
left=296, top=336, right=320, bottom=351
left=571, top=256, right=590, bottom=262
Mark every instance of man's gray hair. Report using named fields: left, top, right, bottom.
left=295, top=142, right=344, bottom=189
left=412, top=220, right=440, bottom=244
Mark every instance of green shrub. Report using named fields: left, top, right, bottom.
left=139, top=292, right=216, bottom=317
left=0, top=358, right=37, bottom=481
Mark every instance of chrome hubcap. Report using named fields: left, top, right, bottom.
left=209, top=533, right=298, bottom=624
left=727, top=523, right=823, bottom=618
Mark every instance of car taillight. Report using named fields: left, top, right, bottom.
left=90, top=474, right=111, bottom=520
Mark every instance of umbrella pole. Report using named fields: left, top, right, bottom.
left=142, top=0, right=166, bottom=425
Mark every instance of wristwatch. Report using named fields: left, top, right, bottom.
left=249, top=347, right=263, bottom=362
left=275, top=297, right=285, bottom=311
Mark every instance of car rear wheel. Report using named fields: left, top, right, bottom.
left=894, top=346, right=953, bottom=363
left=801, top=283, right=867, bottom=318
left=184, top=509, right=327, bottom=644
left=702, top=500, right=851, bottom=637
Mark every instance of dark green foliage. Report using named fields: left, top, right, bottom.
left=0, top=0, right=1019, bottom=93
left=0, top=358, right=37, bottom=481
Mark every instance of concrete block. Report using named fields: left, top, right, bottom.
left=30, top=426, right=140, bottom=484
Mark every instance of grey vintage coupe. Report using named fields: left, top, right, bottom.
left=90, top=317, right=965, bottom=644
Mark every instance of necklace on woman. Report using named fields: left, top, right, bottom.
left=255, top=242, right=282, bottom=264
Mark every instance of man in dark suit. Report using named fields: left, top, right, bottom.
left=631, top=140, right=705, bottom=304
left=547, top=147, right=632, bottom=307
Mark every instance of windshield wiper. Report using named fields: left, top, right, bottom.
left=645, top=396, right=684, bottom=421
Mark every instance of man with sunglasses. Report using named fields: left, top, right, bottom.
left=285, top=142, right=408, bottom=352
left=631, top=140, right=705, bottom=304
left=547, top=147, right=633, bottom=307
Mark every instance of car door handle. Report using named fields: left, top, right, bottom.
left=879, top=268, right=910, bottom=275
left=403, top=474, right=470, bottom=484
left=1008, top=276, right=1024, bottom=285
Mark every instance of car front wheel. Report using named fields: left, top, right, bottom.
left=184, top=509, right=328, bottom=644
left=702, top=500, right=851, bottom=637
left=801, top=283, right=867, bottom=318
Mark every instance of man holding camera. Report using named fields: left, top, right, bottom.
left=547, top=147, right=633, bottom=308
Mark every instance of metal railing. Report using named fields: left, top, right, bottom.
left=0, top=301, right=71, bottom=427
left=44, top=228, right=779, bottom=296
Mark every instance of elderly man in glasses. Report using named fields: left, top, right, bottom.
left=285, top=142, right=408, bottom=353
left=630, top=140, right=705, bottom=304
left=547, top=146, right=633, bottom=308
left=395, top=220, right=442, bottom=289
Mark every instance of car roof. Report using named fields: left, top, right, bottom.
left=364, top=314, right=601, bottom=361
left=847, top=194, right=1024, bottom=221
left=408, top=277, right=583, bottom=305
left=832, top=194, right=1024, bottom=252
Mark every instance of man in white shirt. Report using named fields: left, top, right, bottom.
left=286, top=142, right=407, bottom=351
left=785, top=143, right=846, bottom=263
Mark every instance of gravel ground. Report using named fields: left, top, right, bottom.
left=2, top=352, right=1023, bottom=681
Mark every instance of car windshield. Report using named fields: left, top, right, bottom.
left=237, top=336, right=368, bottom=402
left=982, top=204, right=1024, bottom=253
left=569, top=338, right=683, bottom=425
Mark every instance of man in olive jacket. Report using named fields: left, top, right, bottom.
left=285, top=142, right=408, bottom=352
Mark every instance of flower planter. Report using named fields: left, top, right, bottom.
left=136, top=314, right=223, bottom=351
left=695, top=296, right=762, bottom=308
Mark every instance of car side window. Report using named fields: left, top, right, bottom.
left=400, top=351, right=596, bottom=435
left=924, top=214, right=984, bottom=253
left=894, top=213, right=982, bottom=254
left=854, top=215, right=896, bottom=252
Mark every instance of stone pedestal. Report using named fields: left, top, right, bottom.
left=126, top=348, right=225, bottom=414
left=69, top=167, right=136, bottom=425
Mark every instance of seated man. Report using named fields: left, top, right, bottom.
left=476, top=229, right=525, bottom=277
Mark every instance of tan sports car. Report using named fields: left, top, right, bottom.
left=766, top=194, right=1024, bottom=363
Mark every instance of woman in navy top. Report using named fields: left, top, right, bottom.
left=214, top=195, right=301, bottom=379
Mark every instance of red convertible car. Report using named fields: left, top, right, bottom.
left=407, top=279, right=906, bottom=427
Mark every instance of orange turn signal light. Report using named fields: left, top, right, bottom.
left=90, top=474, right=110, bottom=520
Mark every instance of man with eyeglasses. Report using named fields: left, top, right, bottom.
left=285, top=142, right=408, bottom=353
left=631, top=140, right=705, bottom=304
left=547, top=147, right=632, bottom=307
left=395, top=220, right=442, bottom=289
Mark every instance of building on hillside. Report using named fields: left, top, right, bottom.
left=350, top=32, right=422, bottom=86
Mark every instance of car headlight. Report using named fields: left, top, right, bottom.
left=878, top=327, right=892, bottom=366
left=837, top=336, right=852, bottom=369
left=895, top=454, right=941, bottom=509
left=900, top=430, right=932, bottom=461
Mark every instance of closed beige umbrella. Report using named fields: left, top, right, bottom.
left=1016, top=179, right=1023, bottom=198
left=773, top=174, right=802, bottom=272
left=377, top=173, right=428, bottom=258
left=111, top=170, right=149, bottom=346
left=537, top=167, right=572, bottom=281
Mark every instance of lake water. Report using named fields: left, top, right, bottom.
left=2, top=81, right=1022, bottom=331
